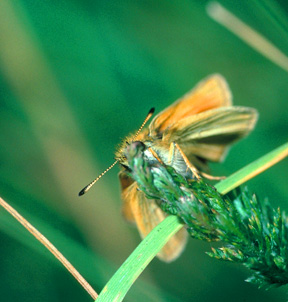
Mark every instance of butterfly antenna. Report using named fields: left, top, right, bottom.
left=78, top=160, right=118, bottom=196
left=132, top=107, right=155, bottom=141
left=79, top=108, right=155, bottom=196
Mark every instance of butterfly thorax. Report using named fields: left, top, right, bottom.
left=148, top=141, right=194, bottom=178
left=116, top=128, right=193, bottom=179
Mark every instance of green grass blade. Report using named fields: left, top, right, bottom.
left=216, top=142, right=288, bottom=194
left=97, top=142, right=288, bottom=302
left=97, top=215, right=183, bottom=302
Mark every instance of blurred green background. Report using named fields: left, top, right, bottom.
left=0, top=0, right=287, bottom=301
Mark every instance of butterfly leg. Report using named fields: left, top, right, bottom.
left=199, top=171, right=225, bottom=180
left=173, top=143, right=225, bottom=181
left=174, top=143, right=201, bottom=179
left=148, top=147, right=164, bottom=164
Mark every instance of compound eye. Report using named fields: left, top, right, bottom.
left=133, top=141, right=146, bottom=151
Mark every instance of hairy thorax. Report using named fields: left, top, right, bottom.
left=115, top=128, right=192, bottom=179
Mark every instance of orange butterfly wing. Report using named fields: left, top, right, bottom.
left=149, top=74, right=257, bottom=163
left=119, top=171, right=187, bottom=262
left=149, top=74, right=232, bottom=136
left=163, top=106, right=258, bottom=162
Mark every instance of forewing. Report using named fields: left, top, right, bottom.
left=163, top=106, right=258, bottom=162
left=120, top=178, right=187, bottom=262
left=119, top=171, right=136, bottom=222
left=149, top=74, right=232, bottom=136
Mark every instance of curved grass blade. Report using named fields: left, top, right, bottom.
left=216, top=142, right=288, bottom=194
left=97, top=215, right=182, bottom=301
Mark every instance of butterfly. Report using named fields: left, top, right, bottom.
left=79, top=74, right=258, bottom=262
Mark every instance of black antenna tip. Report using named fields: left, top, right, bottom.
left=78, top=187, right=87, bottom=197
left=149, top=107, right=155, bottom=114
